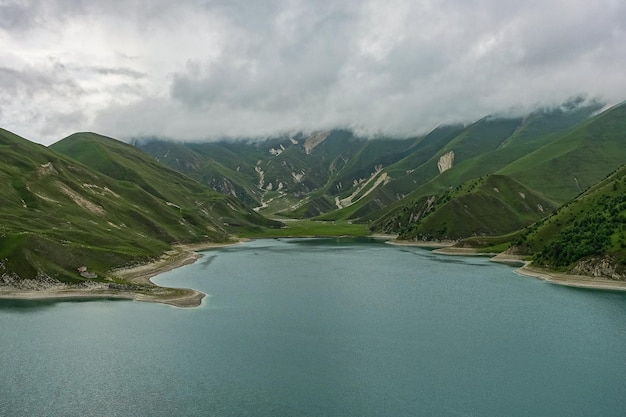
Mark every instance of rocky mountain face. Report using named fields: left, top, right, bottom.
left=571, top=256, right=626, bottom=280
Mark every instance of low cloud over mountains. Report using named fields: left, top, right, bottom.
left=1, top=0, right=625, bottom=144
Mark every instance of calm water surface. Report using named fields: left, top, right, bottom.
left=1, top=238, right=625, bottom=416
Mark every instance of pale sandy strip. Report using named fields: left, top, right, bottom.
left=0, top=240, right=243, bottom=308
left=515, top=265, right=626, bottom=292
left=385, top=239, right=456, bottom=248
left=398, top=242, right=626, bottom=292
left=432, top=247, right=495, bottom=256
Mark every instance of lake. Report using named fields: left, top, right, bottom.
left=1, top=238, right=625, bottom=416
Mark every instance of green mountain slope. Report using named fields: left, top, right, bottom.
left=373, top=175, right=557, bottom=240
left=138, top=130, right=425, bottom=217
left=498, top=102, right=626, bottom=203
left=369, top=101, right=615, bottom=239
left=138, top=138, right=267, bottom=206
left=512, top=165, right=626, bottom=278
left=316, top=100, right=601, bottom=223
left=0, top=129, right=278, bottom=284
left=316, top=124, right=465, bottom=221
left=51, top=132, right=280, bottom=231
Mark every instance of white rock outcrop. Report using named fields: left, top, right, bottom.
left=303, top=131, right=331, bottom=154
left=437, top=151, right=455, bottom=173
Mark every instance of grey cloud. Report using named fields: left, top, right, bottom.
left=0, top=67, right=45, bottom=95
left=0, top=0, right=184, bottom=33
left=85, top=66, right=146, bottom=79
left=512, top=2, right=626, bottom=68
left=170, top=3, right=356, bottom=113
left=0, top=66, right=82, bottom=97
left=0, top=64, right=87, bottom=142
left=41, top=109, right=87, bottom=136
left=1, top=0, right=626, bottom=143
left=0, top=2, right=34, bottom=30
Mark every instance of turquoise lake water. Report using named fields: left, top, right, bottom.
left=1, top=238, right=625, bottom=416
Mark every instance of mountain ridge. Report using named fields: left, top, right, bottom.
left=0, top=129, right=280, bottom=301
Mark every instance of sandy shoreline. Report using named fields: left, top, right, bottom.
left=427, top=245, right=626, bottom=292
left=515, top=264, right=626, bottom=292
left=0, top=240, right=242, bottom=308
left=385, top=239, right=456, bottom=248
left=433, top=247, right=495, bottom=256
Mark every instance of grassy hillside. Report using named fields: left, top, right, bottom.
left=323, top=117, right=528, bottom=223
left=52, top=132, right=281, bottom=231
left=373, top=175, right=557, bottom=240
left=320, top=101, right=600, bottom=223
left=0, top=129, right=279, bottom=284
left=317, top=125, right=464, bottom=221
left=138, top=138, right=269, bottom=206
left=498, top=102, right=626, bottom=203
left=139, top=130, right=423, bottom=217
left=368, top=101, right=615, bottom=239
left=512, top=164, right=626, bottom=277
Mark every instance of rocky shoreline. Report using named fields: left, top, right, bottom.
left=387, top=239, right=626, bottom=292
left=515, top=263, right=626, bottom=292
left=0, top=240, right=242, bottom=308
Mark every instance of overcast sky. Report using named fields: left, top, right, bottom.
left=1, top=0, right=625, bottom=145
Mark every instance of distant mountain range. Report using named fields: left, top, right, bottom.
left=1, top=97, right=625, bottom=286
left=138, top=99, right=625, bottom=235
